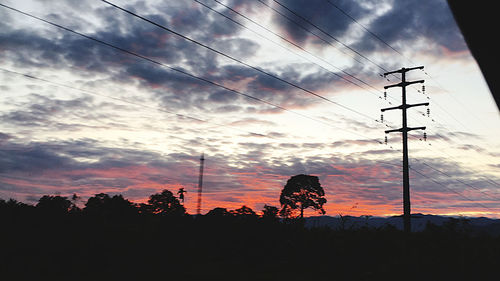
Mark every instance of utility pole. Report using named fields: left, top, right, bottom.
left=382, top=66, right=428, bottom=233
left=196, top=153, right=205, bottom=216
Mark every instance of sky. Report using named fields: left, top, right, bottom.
left=1, top=0, right=499, bottom=217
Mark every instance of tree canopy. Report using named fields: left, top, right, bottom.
left=36, top=195, right=75, bottom=215
left=146, top=189, right=186, bottom=216
left=279, top=174, right=327, bottom=218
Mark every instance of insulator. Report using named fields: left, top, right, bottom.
left=380, top=114, right=384, bottom=123
left=383, top=91, right=387, bottom=100
left=423, top=132, right=427, bottom=141
left=422, top=85, right=426, bottom=94
left=384, top=135, right=388, bottom=145
left=427, top=108, right=430, bottom=117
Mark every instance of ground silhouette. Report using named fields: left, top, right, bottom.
left=1, top=191, right=499, bottom=281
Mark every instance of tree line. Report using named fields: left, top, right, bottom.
left=2, top=174, right=499, bottom=280
left=0, top=174, right=327, bottom=219
left=0, top=190, right=278, bottom=219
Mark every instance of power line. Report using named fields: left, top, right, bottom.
left=5, top=69, right=497, bottom=215
left=100, top=0, right=375, bottom=121
left=323, top=0, right=409, bottom=63
left=420, top=162, right=500, bottom=201
left=266, top=0, right=389, bottom=74
left=267, top=0, right=469, bottom=138
left=0, top=65, right=383, bottom=152
left=405, top=131, right=500, bottom=191
left=410, top=167, right=495, bottom=211
left=2, top=3, right=497, bottom=215
left=205, top=0, right=383, bottom=97
left=257, top=0, right=418, bottom=113
left=322, top=0, right=487, bottom=135
left=199, top=0, right=427, bottom=133
left=0, top=67, right=269, bottom=138
left=0, top=3, right=399, bottom=154
left=0, top=3, right=378, bottom=136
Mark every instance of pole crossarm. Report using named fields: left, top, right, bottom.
left=407, top=126, right=426, bottom=132
left=385, top=126, right=426, bottom=134
left=385, top=128, right=403, bottom=134
left=381, top=105, right=402, bottom=112
left=407, top=102, right=429, bottom=109
left=384, top=79, right=425, bottom=89
left=383, top=66, right=424, bottom=76
left=382, top=102, right=429, bottom=112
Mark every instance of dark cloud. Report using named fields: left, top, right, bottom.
left=271, top=0, right=368, bottom=45
left=0, top=0, right=351, bottom=118
left=354, top=0, right=466, bottom=54
left=209, top=90, right=238, bottom=103
left=0, top=93, right=124, bottom=131
left=1, top=94, right=91, bottom=125
left=267, top=0, right=466, bottom=61
left=0, top=132, right=12, bottom=143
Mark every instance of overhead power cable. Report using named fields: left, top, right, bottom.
left=205, top=0, right=382, bottom=97
left=4, top=70, right=496, bottom=214
left=100, top=0, right=375, bottom=122
left=264, top=0, right=389, bottom=74
left=323, top=0, right=407, bottom=61
left=2, top=3, right=496, bottom=214
left=271, top=0, right=480, bottom=141
left=405, top=132, right=500, bottom=191
left=420, top=162, right=500, bottom=201
left=322, top=0, right=487, bottom=135
left=0, top=3, right=376, bottom=135
left=410, top=167, right=495, bottom=211
left=0, top=67, right=270, bottom=137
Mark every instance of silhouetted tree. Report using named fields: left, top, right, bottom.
left=279, top=174, right=326, bottom=218
left=146, top=189, right=185, bottom=216
left=84, top=193, right=111, bottom=215
left=84, top=193, right=137, bottom=218
left=36, top=195, right=76, bottom=215
left=0, top=198, right=31, bottom=210
left=261, top=205, right=279, bottom=219
left=0, top=198, right=34, bottom=220
left=232, top=205, right=257, bottom=217
left=205, top=207, right=231, bottom=217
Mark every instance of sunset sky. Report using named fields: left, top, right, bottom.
left=1, top=0, right=499, bottom=217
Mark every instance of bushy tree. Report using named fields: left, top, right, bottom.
left=36, top=195, right=76, bottom=215
left=232, top=205, right=257, bottom=217
left=84, top=193, right=137, bottom=217
left=146, top=189, right=185, bottom=216
left=279, top=174, right=326, bottom=218
left=206, top=207, right=231, bottom=217
left=261, top=205, right=279, bottom=219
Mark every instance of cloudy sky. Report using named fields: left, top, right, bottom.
left=1, top=0, right=499, bottom=217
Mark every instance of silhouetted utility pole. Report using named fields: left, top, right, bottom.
left=196, top=153, right=205, bottom=216
left=382, top=66, right=428, bottom=233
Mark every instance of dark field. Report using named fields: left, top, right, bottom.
left=2, top=202, right=499, bottom=281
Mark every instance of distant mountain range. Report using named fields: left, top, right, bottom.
left=305, top=214, right=500, bottom=234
